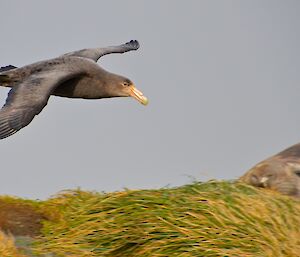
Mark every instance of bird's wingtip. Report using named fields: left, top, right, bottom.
left=125, top=40, right=140, bottom=50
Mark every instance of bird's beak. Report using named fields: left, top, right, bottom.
left=129, top=85, right=148, bottom=105
left=260, top=177, right=269, bottom=187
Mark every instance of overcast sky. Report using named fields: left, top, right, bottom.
left=0, top=1, right=300, bottom=199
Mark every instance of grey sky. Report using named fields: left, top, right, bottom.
left=1, top=1, right=300, bottom=199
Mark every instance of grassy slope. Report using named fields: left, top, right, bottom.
left=1, top=181, right=300, bottom=257
left=0, top=231, right=27, bottom=257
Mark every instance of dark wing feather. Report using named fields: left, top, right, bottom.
left=0, top=108, right=34, bottom=139
left=0, top=69, right=83, bottom=140
left=63, top=40, right=140, bottom=62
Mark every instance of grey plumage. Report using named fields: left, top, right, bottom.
left=63, top=40, right=140, bottom=61
left=239, top=143, right=300, bottom=198
left=0, top=40, right=148, bottom=139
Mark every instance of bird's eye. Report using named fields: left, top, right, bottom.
left=294, top=170, right=300, bottom=177
left=250, top=175, right=258, bottom=184
left=122, top=81, right=131, bottom=87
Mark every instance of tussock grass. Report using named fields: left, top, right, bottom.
left=0, top=230, right=27, bottom=257
left=35, top=181, right=300, bottom=257
left=1, top=181, right=300, bottom=256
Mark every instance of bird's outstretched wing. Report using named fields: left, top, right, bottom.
left=63, top=40, right=140, bottom=62
left=0, top=68, right=84, bottom=139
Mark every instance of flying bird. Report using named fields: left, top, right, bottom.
left=239, top=143, right=300, bottom=198
left=0, top=40, right=148, bottom=139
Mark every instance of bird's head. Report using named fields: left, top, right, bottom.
left=239, top=161, right=282, bottom=188
left=249, top=164, right=278, bottom=188
left=104, top=74, right=148, bottom=105
left=118, top=78, right=148, bottom=105
left=240, top=159, right=300, bottom=189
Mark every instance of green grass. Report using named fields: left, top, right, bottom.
left=1, top=181, right=300, bottom=256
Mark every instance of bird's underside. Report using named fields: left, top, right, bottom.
left=0, top=40, right=143, bottom=139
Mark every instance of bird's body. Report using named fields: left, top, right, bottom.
left=1, top=57, right=120, bottom=99
left=239, top=143, right=300, bottom=198
left=0, top=40, right=148, bottom=139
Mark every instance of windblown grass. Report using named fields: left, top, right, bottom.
left=1, top=181, right=300, bottom=256
left=0, top=195, right=55, bottom=237
left=0, top=230, right=26, bottom=257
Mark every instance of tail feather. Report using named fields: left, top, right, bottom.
left=0, top=65, right=16, bottom=85
left=0, top=65, right=17, bottom=73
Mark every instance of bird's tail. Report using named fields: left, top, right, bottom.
left=0, top=65, right=17, bottom=73
left=0, top=65, right=17, bottom=87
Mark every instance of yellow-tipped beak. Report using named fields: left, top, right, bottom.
left=260, top=177, right=269, bottom=186
left=129, top=85, right=148, bottom=105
